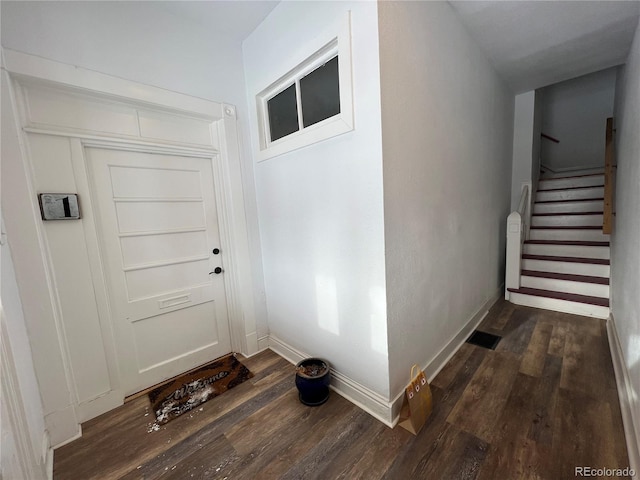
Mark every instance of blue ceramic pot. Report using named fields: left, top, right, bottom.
left=295, top=358, right=331, bottom=406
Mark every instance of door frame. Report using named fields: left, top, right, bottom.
left=1, top=48, right=259, bottom=446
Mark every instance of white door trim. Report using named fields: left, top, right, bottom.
left=1, top=314, right=50, bottom=480
left=68, top=138, right=126, bottom=417
left=1, top=48, right=258, bottom=445
left=2, top=49, right=217, bottom=118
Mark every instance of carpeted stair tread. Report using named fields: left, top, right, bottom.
left=522, top=254, right=610, bottom=265
left=531, top=211, right=603, bottom=217
left=539, top=173, right=604, bottom=181
left=507, top=287, right=609, bottom=307
left=524, top=240, right=610, bottom=247
left=535, top=197, right=604, bottom=204
left=521, top=269, right=609, bottom=285
left=537, top=185, right=604, bottom=192
left=530, top=225, right=603, bottom=230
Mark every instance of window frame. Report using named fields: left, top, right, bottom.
left=255, top=14, right=353, bottom=161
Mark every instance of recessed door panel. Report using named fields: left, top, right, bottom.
left=120, top=231, right=208, bottom=266
left=132, top=302, right=220, bottom=373
left=109, top=165, right=202, bottom=199
left=124, top=259, right=210, bottom=301
left=115, top=201, right=205, bottom=233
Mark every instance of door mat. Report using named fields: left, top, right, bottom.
left=148, top=353, right=253, bottom=424
left=466, top=330, right=502, bottom=350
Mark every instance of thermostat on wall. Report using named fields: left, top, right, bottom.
left=38, top=193, right=81, bottom=220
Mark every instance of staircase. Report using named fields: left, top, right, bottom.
left=507, top=172, right=610, bottom=318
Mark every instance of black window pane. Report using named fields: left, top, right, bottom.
left=300, top=56, right=340, bottom=128
left=267, top=84, right=299, bottom=142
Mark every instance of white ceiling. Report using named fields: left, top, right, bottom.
left=450, top=1, right=640, bottom=92
left=157, top=0, right=279, bottom=42
left=130, top=0, right=639, bottom=93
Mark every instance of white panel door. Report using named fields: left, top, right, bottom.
left=86, top=147, right=231, bottom=395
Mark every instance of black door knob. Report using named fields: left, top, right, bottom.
left=212, top=267, right=223, bottom=274
left=212, top=248, right=220, bottom=255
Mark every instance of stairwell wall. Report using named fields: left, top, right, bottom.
left=540, top=67, right=617, bottom=173
left=611, top=16, right=640, bottom=463
left=378, top=1, right=514, bottom=399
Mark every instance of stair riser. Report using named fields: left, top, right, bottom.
left=522, top=259, right=610, bottom=277
left=508, top=291, right=610, bottom=319
left=538, top=175, right=604, bottom=190
left=531, top=214, right=603, bottom=227
left=529, top=229, right=610, bottom=242
left=536, top=187, right=604, bottom=202
left=524, top=244, right=610, bottom=260
left=520, top=276, right=609, bottom=297
left=533, top=200, right=604, bottom=214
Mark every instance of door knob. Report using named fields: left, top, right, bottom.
left=209, top=267, right=224, bottom=275
left=212, top=248, right=220, bottom=255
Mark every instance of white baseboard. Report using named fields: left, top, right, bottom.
left=77, top=389, right=123, bottom=423
left=607, top=314, right=640, bottom=473
left=44, top=433, right=54, bottom=480
left=242, top=335, right=270, bottom=358
left=45, top=406, right=81, bottom=448
left=50, top=426, right=82, bottom=449
left=267, top=335, right=308, bottom=365
left=257, top=335, right=270, bottom=352
left=245, top=331, right=259, bottom=356
left=267, top=287, right=502, bottom=429
left=328, top=369, right=395, bottom=427
left=387, top=285, right=503, bottom=425
left=41, top=430, right=50, bottom=464
left=267, top=335, right=396, bottom=427
left=426, top=286, right=502, bottom=382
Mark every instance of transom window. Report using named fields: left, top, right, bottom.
left=267, top=55, right=340, bottom=142
left=255, top=17, right=353, bottom=161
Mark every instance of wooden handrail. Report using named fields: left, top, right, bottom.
left=541, top=133, right=560, bottom=143
left=603, top=117, right=614, bottom=234
left=517, top=184, right=529, bottom=217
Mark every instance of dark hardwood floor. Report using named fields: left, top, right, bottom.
left=53, top=300, right=630, bottom=479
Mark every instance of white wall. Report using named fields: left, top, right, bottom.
left=243, top=2, right=389, bottom=396
left=611, top=18, right=640, bottom=462
left=1, top=240, right=48, bottom=479
left=509, top=90, right=543, bottom=212
left=0, top=0, right=269, bottom=341
left=378, top=1, right=514, bottom=398
left=1, top=1, right=246, bottom=106
left=540, top=67, right=616, bottom=172
left=511, top=91, right=535, bottom=210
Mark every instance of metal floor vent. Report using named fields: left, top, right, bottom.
left=466, top=330, right=501, bottom=350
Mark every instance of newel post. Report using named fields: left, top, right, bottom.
left=505, top=211, right=523, bottom=299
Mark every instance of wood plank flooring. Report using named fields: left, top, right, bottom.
left=53, top=300, right=631, bottom=479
